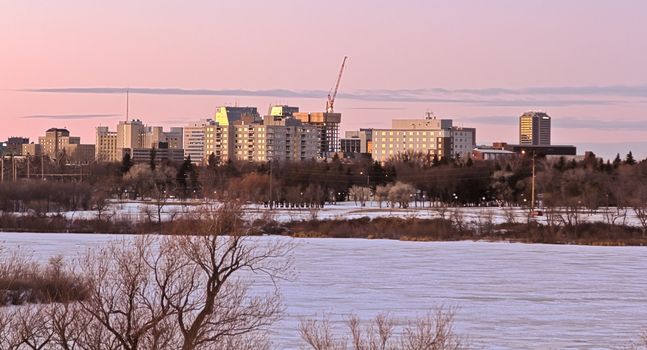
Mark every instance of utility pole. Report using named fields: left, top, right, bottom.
left=27, top=153, right=30, bottom=179
left=41, top=153, right=44, bottom=180
left=1, top=156, right=3, bottom=183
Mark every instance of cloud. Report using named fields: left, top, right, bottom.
left=23, top=86, right=627, bottom=107
left=21, top=114, right=119, bottom=120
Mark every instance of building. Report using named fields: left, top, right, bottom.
left=504, top=144, right=576, bottom=156
left=96, top=127, right=119, bottom=162
left=129, top=142, right=185, bottom=164
left=293, top=112, right=341, bottom=157
left=3, top=137, right=29, bottom=155
left=203, top=111, right=320, bottom=163
left=340, top=129, right=372, bottom=155
left=21, top=143, right=43, bottom=157
left=369, top=116, right=476, bottom=163
left=269, top=105, right=299, bottom=117
left=184, top=119, right=215, bottom=164
left=37, top=128, right=95, bottom=163
left=97, top=121, right=185, bottom=163
left=471, top=147, right=515, bottom=161
left=117, top=120, right=146, bottom=151
left=519, top=111, right=551, bottom=145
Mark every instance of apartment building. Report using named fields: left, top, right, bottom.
left=184, top=119, right=215, bottom=164
left=368, top=117, right=475, bottom=162
left=203, top=111, right=319, bottom=164
left=292, top=112, right=341, bottom=157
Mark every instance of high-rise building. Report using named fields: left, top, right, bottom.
left=292, top=112, right=341, bottom=157
left=203, top=113, right=319, bottom=163
left=519, top=111, right=551, bottom=145
left=184, top=119, right=215, bottom=164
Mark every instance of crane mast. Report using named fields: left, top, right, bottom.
left=326, top=56, right=348, bottom=113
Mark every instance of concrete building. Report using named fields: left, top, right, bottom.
left=117, top=120, right=146, bottom=151
left=369, top=116, right=475, bottom=162
left=129, top=142, right=185, bottom=164
left=96, top=127, right=119, bottom=162
left=269, top=105, right=299, bottom=117
left=184, top=119, right=215, bottom=164
left=21, top=143, right=43, bottom=157
left=3, top=137, right=29, bottom=155
left=37, top=128, right=95, bottom=163
left=293, top=112, right=341, bottom=157
left=519, top=111, right=551, bottom=145
left=214, top=106, right=260, bottom=126
left=97, top=121, right=184, bottom=163
left=203, top=113, right=319, bottom=163
left=340, top=129, right=372, bottom=155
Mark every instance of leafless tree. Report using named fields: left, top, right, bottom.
left=349, top=186, right=371, bottom=207
left=300, top=307, right=465, bottom=350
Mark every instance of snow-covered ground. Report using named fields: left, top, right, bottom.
left=42, top=199, right=647, bottom=228
left=0, top=233, right=645, bottom=349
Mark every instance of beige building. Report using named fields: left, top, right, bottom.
left=96, top=127, right=119, bottom=162
left=38, top=128, right=95, bottom=164
left=97, top=120, right=184, bottom=163
left=203, top=113, right=319, bottom=164
left=369, top=117, right=476, bottom=162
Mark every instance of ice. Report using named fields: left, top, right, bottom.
left=0, top=233, right=646, bottom=349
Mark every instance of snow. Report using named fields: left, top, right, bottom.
left=41, top=199, right=647, bottom=229
left=1, top=233, right=646, bottom=349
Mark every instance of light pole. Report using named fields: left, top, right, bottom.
left=359, top=171, right=370, bottom=187
left=522, top=150, right=537, bottom=214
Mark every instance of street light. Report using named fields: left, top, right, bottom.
left=522, top=150, right=537, bottom=214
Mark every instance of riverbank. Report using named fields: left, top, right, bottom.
left=2, top=211, right=646, bottom=246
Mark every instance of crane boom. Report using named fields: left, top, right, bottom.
left=326, top=56, right=347, bottom=113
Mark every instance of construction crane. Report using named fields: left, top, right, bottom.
left=326, top=56, right=348, bottom=113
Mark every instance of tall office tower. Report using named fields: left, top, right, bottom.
left=519, top=111, right=551, bottom=145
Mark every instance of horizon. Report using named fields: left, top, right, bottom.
left=2, top=1, right=647, bottom=160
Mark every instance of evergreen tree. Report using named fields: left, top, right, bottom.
left=613, top=153, right=622, bottom=168
left=624, top=151, right=636, bottom=165
left=149, top=148, right=157, bottom=171
left=207, top=152, right=218, bottom=170
left=121, top=153, right=133, bottom=175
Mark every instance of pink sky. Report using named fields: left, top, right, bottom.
left=2, top=1, right=647, bottom=159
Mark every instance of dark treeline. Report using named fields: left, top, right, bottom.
left=1, top=150, right=647, bottom=214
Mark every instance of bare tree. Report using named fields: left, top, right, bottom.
left=300, top=307, right=465, bottom=350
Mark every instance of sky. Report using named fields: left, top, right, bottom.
left=1, top=0, right=647, bottom=159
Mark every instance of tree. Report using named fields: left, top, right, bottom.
left=0, top=204, right=292, bottom=350
left=625, top=151, right=637, bottom=165
left=121, top=153, right=133, bottom=175
left=299, top=307, right=465, bottom=350
left=388, top=182, right=416, bottom=208
left=613, top=153, right=622, bottom=168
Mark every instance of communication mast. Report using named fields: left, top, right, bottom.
left=326, top=56, right=348, bottom=113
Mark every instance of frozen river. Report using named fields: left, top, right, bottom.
left=1, top=233, right=646, bottom=349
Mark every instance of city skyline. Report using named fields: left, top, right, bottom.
left=2, top=1, right=647, bottom=159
